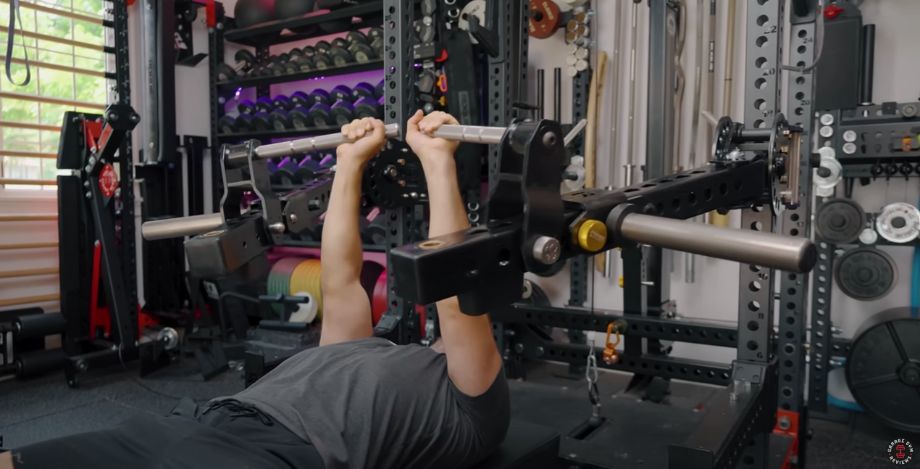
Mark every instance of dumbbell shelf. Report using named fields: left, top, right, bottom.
left=217, top=60, right=383, bottom=90
left=218, top=125, right=342, bottom=142
left=225, top=1, right=383, bottom=47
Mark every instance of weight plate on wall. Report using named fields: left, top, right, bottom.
left=814, top=149, right=842, bottom=197
left=815, top=198, right=865, bottom=244
left=834, top=247, right=897, bottom=301
left=457, top=0, right=486, bottom=43
left=846, top=307, right=920, bottom=432
left=529, top=0, right=562, bottom=39
left=875, top=202, right=920, bottom=244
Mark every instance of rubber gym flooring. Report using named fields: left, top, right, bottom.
left=0, top=359, right=905, bottom=468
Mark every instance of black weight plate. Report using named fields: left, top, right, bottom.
left=363, top=140, right=427, bottom=209
left=268, top=62, right=287, bottom=76
left=313, top=55, right=330, bottom=70
left=251, top=112, right=272, bottom=131
left=293, top=56, right=313, bottom=72
left=347, top=30, right=368, bottom=45
left=270, top=110, right=292, bottom=130
left=234, top=114, right=254, bottom=132
left=273, top=95, right=294, bottom=111
left=328, top=47, right=352, bottom=66
left=310, top=89, right=332, bottom=105
left=237, top=99, right=256, bottom=115
left=289, top=106, right=311, bottom=130
left=815, top=198, right=865, bottom=244
left=367, top=27, right=383, bottom=41
left=330, top=85, right=353, bottom=102
left=217, top=63, right=237, bottom=81
left=218, top=116, right=237, bottom=134
left=290, top=91, right=311, bottom=107
left=315, top=41, right=332, bottom=54
left=331, top=100, right=355, bottom=126
left=835, top=247, right=897, bottom=300
left=255, top=97, right=275, bottom=113
left=234, top=49, right=257, bottom=65
left=308, top=103, right=333, bottom=127
left=354, top=97, right=381, bottom=119
left=352, top=82, right=376, bottom=100
left=846, top=308, right=920, bottom=432
left=351, top=43, right=375, bottom=63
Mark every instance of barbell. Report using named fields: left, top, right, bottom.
left=141, top=122, right=814, bottom=273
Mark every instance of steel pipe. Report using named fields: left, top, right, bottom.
left=142, top=213, right=224, bottom=241
left=255, top=123, right=401, bottom=159
left=615, top=213, right=816, bottom=273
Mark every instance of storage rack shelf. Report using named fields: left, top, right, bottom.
left=224, top=2, right=383, bottom=47
left=217, top=61, right=384, bottom=90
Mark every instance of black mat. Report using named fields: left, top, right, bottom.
left=0, top=360, right=243, bottom=448
left=0, top=359, right=912, bottom=469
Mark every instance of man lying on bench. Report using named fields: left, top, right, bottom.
left=1, top=112, right=510, bottom=469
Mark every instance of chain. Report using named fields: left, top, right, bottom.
left=585, top=256, right=601, bottom=417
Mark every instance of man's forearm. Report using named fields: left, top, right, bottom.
left=321, top=164, right=365, bottom=289
left=423, top=157, right=469, bottom=237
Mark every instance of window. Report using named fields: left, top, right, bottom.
left=0, top=0, right=109, bottom=190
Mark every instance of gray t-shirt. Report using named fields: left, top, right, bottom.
left=231, top=337, right=510, bottom=469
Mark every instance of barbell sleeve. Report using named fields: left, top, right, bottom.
left=142, top=213, right=224, bottom=241
left=614, top=213, right=816, bottom=273
left=254, top=123, right=402, bottom=159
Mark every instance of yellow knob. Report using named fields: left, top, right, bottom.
left=576, top=219, right=608, bottom=252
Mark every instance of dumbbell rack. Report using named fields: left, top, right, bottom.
left=208, top=1, right=385, bottom=143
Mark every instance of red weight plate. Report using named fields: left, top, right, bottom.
left=529, top=0, right=562, bottom=39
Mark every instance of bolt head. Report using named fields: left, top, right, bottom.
left=542, top=132, right=558, bottom=148
left=532, top=236, right=561, bottom=265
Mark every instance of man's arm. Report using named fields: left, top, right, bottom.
left=1, top=452, right=11, bottom=469
left=320, top=118, right=387, bottom=346
left=406, top=111, right=502, bottom=396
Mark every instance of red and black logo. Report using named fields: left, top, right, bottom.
left=889, top=439, right=914, bottom=465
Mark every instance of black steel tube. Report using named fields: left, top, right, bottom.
left=537, top=69, right=545, bottom=120
left=14, top=313, right=68, bottom=339
left=616, top=213, right=817, bottom=273
left=860, top=24, right=875, bottom=105
left=553, top=67, right=562, bottom=121
left=16, top=349, right=67, bottom=377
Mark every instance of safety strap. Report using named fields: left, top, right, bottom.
left=5, top=0, right=32, bottom=86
